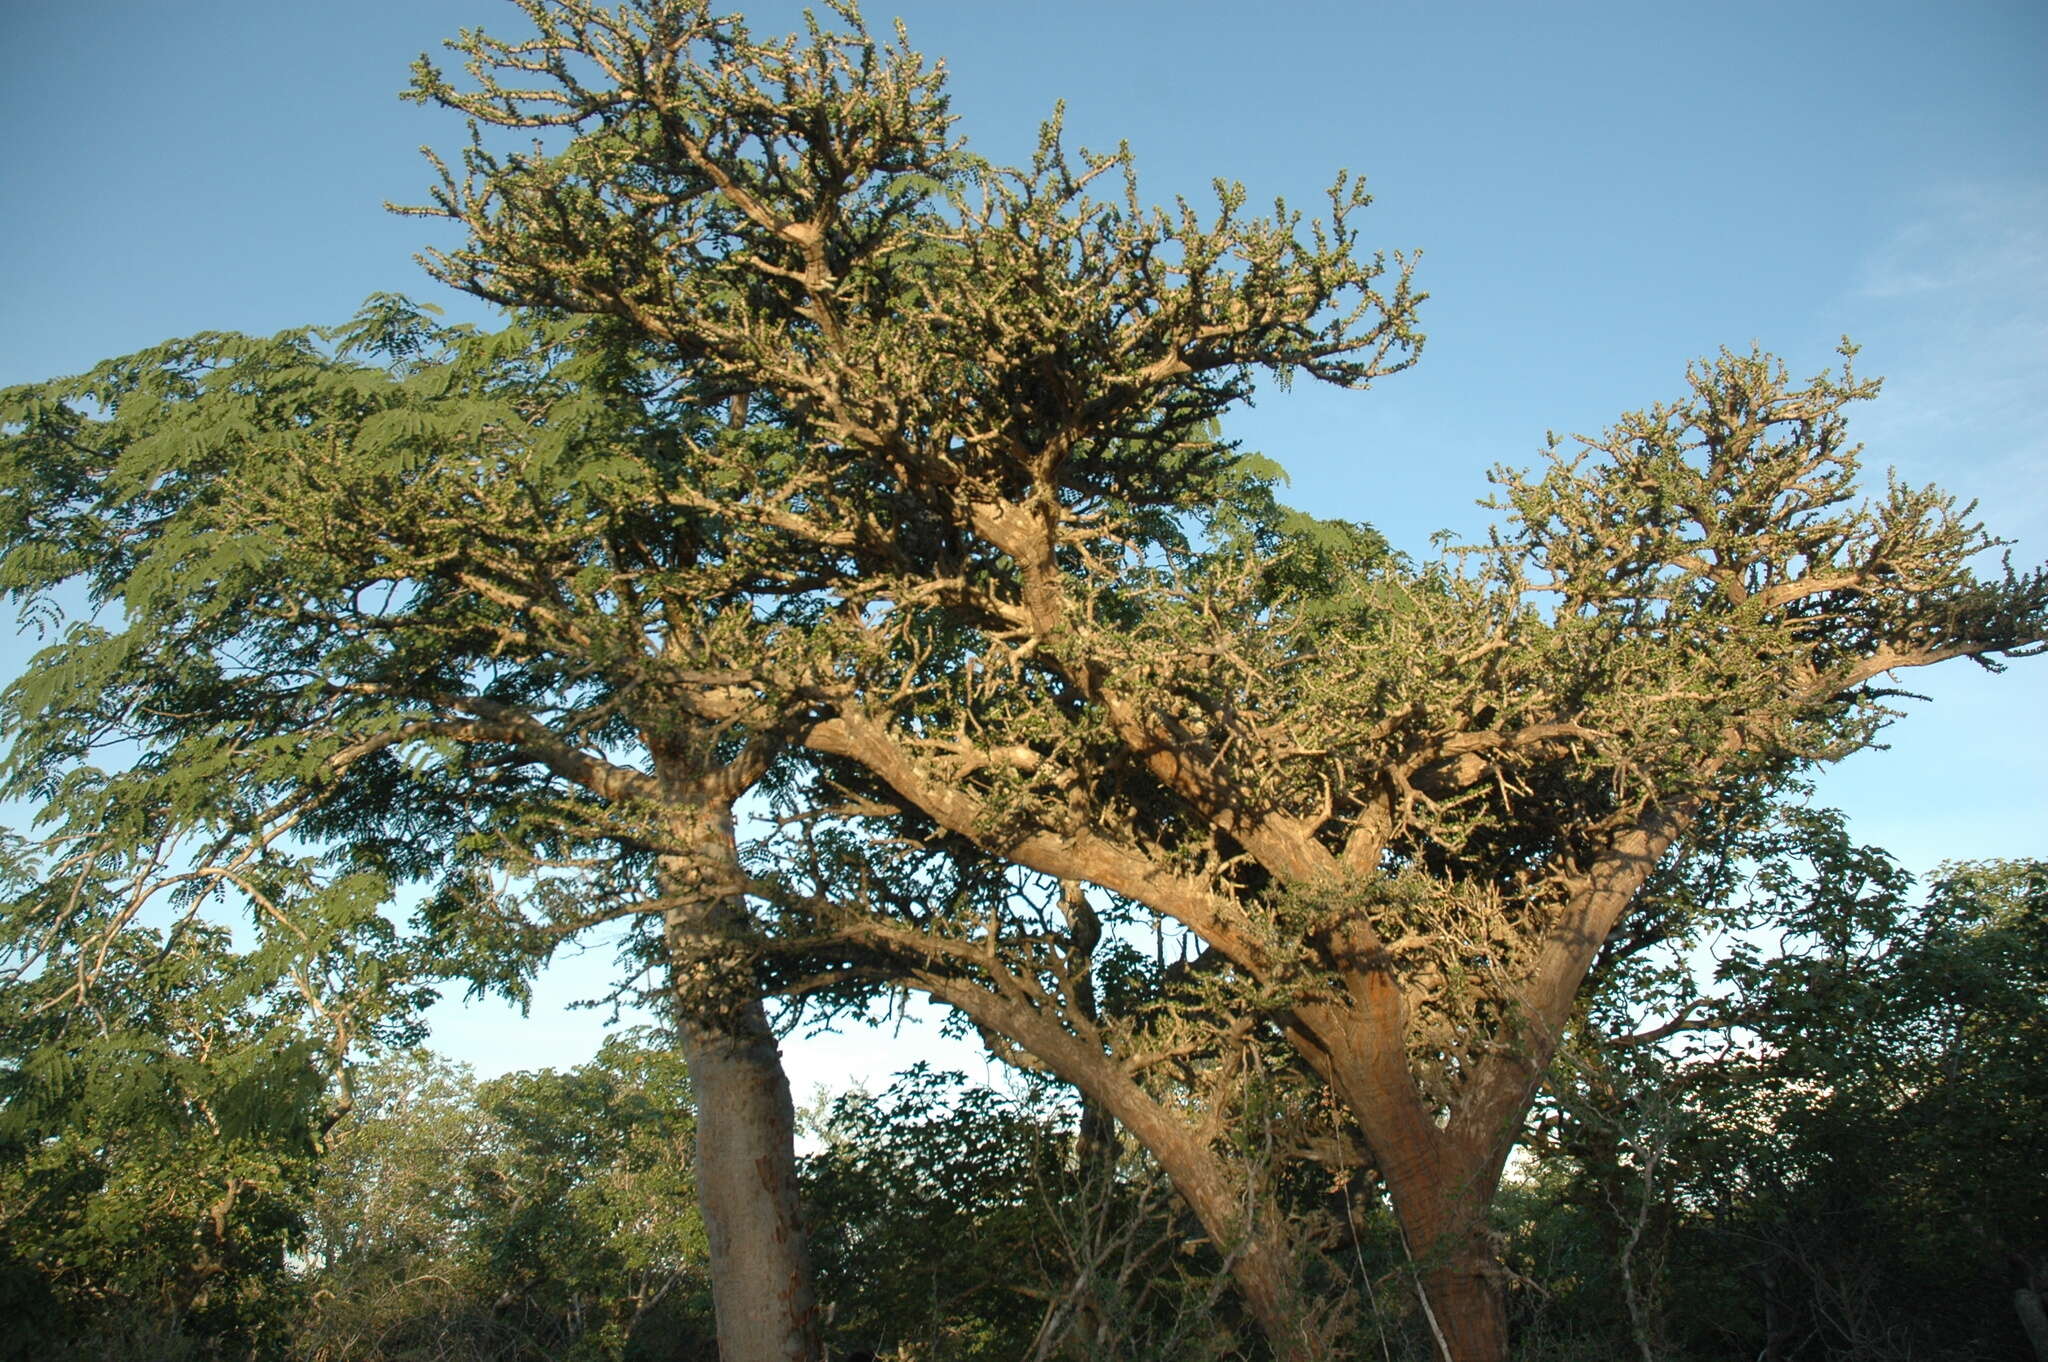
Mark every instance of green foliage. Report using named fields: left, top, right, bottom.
left=0, top=836, right=337, bottom=1361
left=0, top=300, right=840, bottom=1004
left=801, top=1064, right=1260, bottom=1362
left=1516, top=824, right=2048, bottom=1360
left=802, top=1066, right=1067, bottom=1360
left=294, top=1035, right=714, bottom=1362
left=6, top=2, right=2045, bottom=1357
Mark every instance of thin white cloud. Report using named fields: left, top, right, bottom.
left=1857, top=181, right=2048, bottom=302
left=1849, top=179, right=2048, bottom=545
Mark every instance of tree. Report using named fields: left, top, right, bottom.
left=398, top=1, right=1417, bottom=1350
left=799, top=1063, right=1253, bottom=1362
left=9, top=2, right=2045, bottom=1357
left=395, top=2, right=2048, bottom=1358
left=1514, top=821, right=2048, bottom=1360
left=302, top=1049, right=479, bottom=1283
left=0, top=830, right=417, bottom=1360
left=1674, top=843, right=2048, bottom=1359
left=295, top=1036, right=717, bottom=1362
left=0, top=302, right=863, bottom=1361
left=462, top=1036, right=710, bottom=1360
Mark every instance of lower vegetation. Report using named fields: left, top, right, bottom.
left=5, top=830, right=2041, bottom=1361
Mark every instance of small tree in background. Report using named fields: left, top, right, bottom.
left=1515, top=822, right=2048, bottom=1360
left=295, top=1036, right=716, bottom=1362
left=0, top=831, right=420, bottom=1360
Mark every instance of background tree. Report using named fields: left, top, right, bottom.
left=303, top=1050, right=479, bottom=1284
left=1514, top=819, right=2048, bottom=1361
left=1672, top=845, right=2048, bottom=1359
left=463, top=1036, right=710, bottom=1360
left=299, top=1036, right=715, bottom=1362
left=0, top=830, right=422, bottom=1361
left=801, top=1062, right=1261, bottom=1362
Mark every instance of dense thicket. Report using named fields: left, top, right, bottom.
left=1515, top=829, right=2048, bottom=1361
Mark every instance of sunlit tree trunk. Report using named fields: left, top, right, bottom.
left=1306, top=980, right=1519, bottom=1362
left=661, top=806, right=821, bottom=1362
left=1368, top=1126, right=1512, bottom=1362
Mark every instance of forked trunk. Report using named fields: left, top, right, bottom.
left=1319, top=988, right=1516, bottom=1362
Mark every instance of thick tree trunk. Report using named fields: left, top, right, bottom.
left=1313, top=987, right=1515, bottom=1362
left=1416, top=1244, right=1509, bottom=1362
left=662, top=810, right=820, bottom=1362
left=672, top=997, right=820, bottom=1362
left=1374, top=1144, right=1509, bottom=1362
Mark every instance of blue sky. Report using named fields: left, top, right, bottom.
left=3, top=0, right=2043, bottom=1083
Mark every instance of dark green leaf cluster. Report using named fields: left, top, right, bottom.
left=1522, top=822, right=2048, bottom=1360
